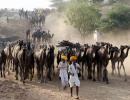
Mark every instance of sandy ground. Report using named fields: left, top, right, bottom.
left=0, top=72, right=130, bottom=100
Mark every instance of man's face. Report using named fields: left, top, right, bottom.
left=62, top=59, right=65, bottom=63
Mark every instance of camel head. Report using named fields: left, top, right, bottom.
left=120, top=45, right=127, bottom=50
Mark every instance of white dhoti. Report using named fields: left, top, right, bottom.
left=68, top=63, right=80, bottom=87
left=69, top=75, right=80, bottom=87
left=60, top=70, right=68, bottom=87
left=58, top=61, right=69, bottom=87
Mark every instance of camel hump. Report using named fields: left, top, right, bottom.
left=87, top=47, right=93, bottom=54
left=99, top=47, right=105, bottom=53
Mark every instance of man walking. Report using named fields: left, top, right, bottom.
left=68, top=56, right=81, bottom=99
left=58, top=55, right=68, bottom=90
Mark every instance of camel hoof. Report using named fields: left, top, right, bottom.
left=124, top=79, right=127, bottom=82
left=106, top=81, right=109, bottom=84
left=93, top=79, right=96, bottom=82
left=82, top=77, right=85, bottom=80
left=23, top=81, right=25, bottom=84
left=118, top=75, right=121, bottom=77
left=40, top=80, right=44, bottom=83
left=87, top=76, right=92, bottom=80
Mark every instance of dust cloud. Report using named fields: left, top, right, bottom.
left=45, top=12, right=83, bottom=44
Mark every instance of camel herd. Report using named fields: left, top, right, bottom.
left=0, top=40, right=129, bottom=84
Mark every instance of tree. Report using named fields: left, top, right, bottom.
left=99, top=4, right=130, bottom=31
left=66, top=0, right=101, bottom=37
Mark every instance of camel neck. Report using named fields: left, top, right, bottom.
left=125, top=48, right=130, bottom=57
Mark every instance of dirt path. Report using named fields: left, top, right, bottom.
left=0, top=74, right=130, bottom=100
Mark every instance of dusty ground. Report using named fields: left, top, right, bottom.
left=0, top=72, right=130, bottom=100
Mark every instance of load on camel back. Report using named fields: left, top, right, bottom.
left=56, top=40, right=82, bottom=62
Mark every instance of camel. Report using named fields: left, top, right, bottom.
left=81, top=47, right=88, bottom=80
left=117, top=45, right=130, bottom=81
left=92, top=45, right=101, bottom=81
left=32, top=30, right=54, bottom=43
left=110, top=46, right=120, bottom=75
left=86, top=46, right=94, bottom=80
left=4, top=43, right=13, bottom=74
left=25, top=42, right=35, bottom=81
left=0, top=50, right=6, bottom=78
left=17, top=43, right=28, bottom=83
left=35, top=45, right=47, bottom=83
left=46, top=45, right=55, bottom=81
left=12, top=40, right=24, bottom=80
left=96, top=43, right=110, bottom=84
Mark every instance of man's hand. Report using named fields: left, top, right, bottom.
left=71, top=73, right=74, bottom=76
left=69, top=72, right=74, bottom=76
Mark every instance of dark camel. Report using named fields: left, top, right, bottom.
left=0, top=50, right=6, bottom=78
left=35, top=46, right=47, bottom=83
left=17, top=44, right=28, bottom=83
left=117, top=45, right=130, bottom=81
left=12, top=40, right=24, bottom=80
left=81, top=47, right=88, bottom=80
left=4, top=44, right=13, bottom=74
left=86, top=46, right=94, bottom=80
left=110, top=46, right=120, bottom=75
left=46, top=45, right=55, bottom=81
left=96, top=43, right=110, bottom=84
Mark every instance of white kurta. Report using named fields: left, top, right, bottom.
left=58, top=61, right=68, bottom=87
left=68, top=63, right=80, bottom=87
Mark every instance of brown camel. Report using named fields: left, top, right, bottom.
left=12, top=40, right=24, bottom=80
left=96, top=42, right=111, bottom=84
left=110, top=46, right=120, bottom=75
left=17, top=44, right=28, bottom=83
left=35, top=46, right=47, bottom=83
left=117, top=45, right=130, bottom=81
left=4, top=44, right=13, bottom=74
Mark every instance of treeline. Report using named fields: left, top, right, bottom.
left=52, top=0, right=130, bottom=35
left=65, top=0, right=130, bottom=35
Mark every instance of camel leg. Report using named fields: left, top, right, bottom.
left=97, top=64, right=100, bottom=81
left=103, top=67, right=109, bottom=84
left=0, top=63, right=2, bottom=77
left=2, top=63, right=6, bottom=78
left=98, top=63, right=102, bottom=81
left=117, top=61, right=121, bottom=77
left=92, top=63, right=96, bottom=81
left=111, top=62, right=115, bottom=75
left=87, top=63, right=92, bottom=80
left=19, top=64, right=24, bottom=82
left=47, top=67, right=52, bottom=81
left=81, top=62, right=84, bottom=80
left=15, top=63, right=19, bottom=80
left=40, top=66, right=44, bottom=83
left=30, top=68, right=33, bottom=81
left=7, top=59, right=10, bottom=75
left=37, top=66, right=40, bottom=80
left=122, top=63, right=127, bottom=81
left=30, top=65, right=34, bottom=81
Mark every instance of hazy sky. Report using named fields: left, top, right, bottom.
left=0, top=0, right=52, bottom=10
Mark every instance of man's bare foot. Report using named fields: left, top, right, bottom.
left=63, top=86, right=67, bottom=90
left=75, top=96, right=79, bottom=99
